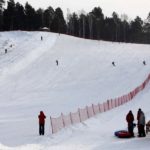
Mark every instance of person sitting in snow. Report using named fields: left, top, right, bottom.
left=38, top=111, right=46, bottom=135
left=137, top=109, right=146, bottom=137
left=126, top=110, right=135, bottom=137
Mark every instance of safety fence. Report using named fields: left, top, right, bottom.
left=50, top=73, right=150, bottom=134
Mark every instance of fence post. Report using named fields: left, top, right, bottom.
left=78, top=108, right=82, bottom=122
left=61, top=113, right=65, bottom=127
left=86, top=106, right=89, bottom=118
left=98, top=103, right=101, bottom=113
left=107, top=100, right=109, bottom=110
left=70, top=112, right=73, bottom=124
left=50, top=116, right=54, bottom=134
left=92, top=104, right=95, bottom=115
left=111, top=99, right=113, bottom=108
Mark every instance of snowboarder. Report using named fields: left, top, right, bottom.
left=56, top=60, right=58, bottom=66
left=137, top=109, right=146, bottom=137
left=112, top=61, right=115, bottom=66
left=126, top=110, right=135, bottom=137
left=38, top=111, right=46, bottom=135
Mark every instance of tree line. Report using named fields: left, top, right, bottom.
left=0, top=0, right=150, bottom=44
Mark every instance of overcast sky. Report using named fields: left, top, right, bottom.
left=12, top=0, right=150, bottom=20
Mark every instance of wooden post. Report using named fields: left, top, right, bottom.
left=50, top=116, right=54, bottom=134
left=92, top=104, right=95, bottom=115
left=86, top=106, right=89, bottom=118
left=78, top=108, right=82, bottom=122
left=98, top=103, right=101, bottom=113
left=70, top=112, right=73, bottom=124
left=61, top=113, right=65, bottom=127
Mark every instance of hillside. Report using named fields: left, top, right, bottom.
left=0, top=31, right=150, bottom=149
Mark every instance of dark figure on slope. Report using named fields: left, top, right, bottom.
left=38, top=111, right=46, bottom=135
left=137, top=108, right=146, bottom=137
left=5, top=49, right=7, bottom=54
left=126, top=110, right=135, bottom=137
left=112, top=61, right=115, bottom=66
left=56, top=60, right=58, bottom=66
left=143, top=61, right=146, bottom=65
left=41, top=36, right=43, bottom=41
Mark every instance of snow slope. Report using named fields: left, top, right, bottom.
left=0, top=31, right=150, bottom=149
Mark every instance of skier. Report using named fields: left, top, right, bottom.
left=126, top=110, right=135, bottom=137
left=137, top=109, right=146, bottom=137
left=143, top=61, right=146, bottom=65
left=112, top=61, right=115, bottom=66
left=5, top=49, right=7, bottom=54
left=38, top=111, right=46, bottom=135
left=56, top=60, right=58, bottom=66
left=41, top=36, right=43, bottom=41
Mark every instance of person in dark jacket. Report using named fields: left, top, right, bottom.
left=112, top=61, right=115, bottom=66
left=143, top=61, right=146, bottom=65
left=137, top=108, right=142, bottom=136
left=137, top=109, right=146, bottom=137
left=38, top=111, right=46, bottom=135
left=56, top=60, right=58, bottom=66
left=126, top=110, right=134, bottom=137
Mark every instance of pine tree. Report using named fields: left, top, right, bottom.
left=88, top=13, right=94, bottom=39
left=51, top=7, right=66, bottom=33
left=0, top=0, right=4, bottom=10
left=91, top=7, right=104, bottom=39
left=144, top=13, right=150, bottom=33
left=67, top=12, right=79, bottom=36
left=3, top=0, right=15, bottom=30
left=0, top=0, right=4, bottom=30
left=130, top=16, right=143, bottom=42
left=112, top=12, right=120, bottom=41
left=14, top=2, right=25, bottom=30
left=36, top=8, right=44, bottom=29
left=43, top=6, right=54, bottom=30
left=25, top=2, right=36, bottom=30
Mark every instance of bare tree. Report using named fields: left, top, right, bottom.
left=67, top=8, right=71, bottom=34
left=79, top=9, right=86, bottom=38
left=112, top=12, right=119, bottom=41
left=88, top=13, right=94, bottom=39
left=121, top=14, right=128, bottom=42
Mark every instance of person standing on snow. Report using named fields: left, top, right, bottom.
left=38, top=111, right=46, bottom=135
left=5, top=49, right=7, bottom=54
left=56, top=60, right=58, bottom=66
left=137, top=109, right=146, bottom=137
left=137, top=108, right=142, bottom=136
left=126, top=110, right=135, bottom=137
left=143, top=61, right=146, bottom=65
left=112, top=61, right=115, bottom=66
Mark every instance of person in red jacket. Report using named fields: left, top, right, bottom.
left=38, top=111, right=46, bottom=135
left=126, top=110, right=134, bottom=137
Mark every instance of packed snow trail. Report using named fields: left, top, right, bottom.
left=0, top=31, right=150, bottom=149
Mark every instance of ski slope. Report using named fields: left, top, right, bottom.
left=0, top=31, right=150, bottom=149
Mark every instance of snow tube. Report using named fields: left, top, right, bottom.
left=114, top=130, right=132, bottom=138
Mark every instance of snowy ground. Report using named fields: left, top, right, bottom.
left=0, top=31, right=150, bottom=149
